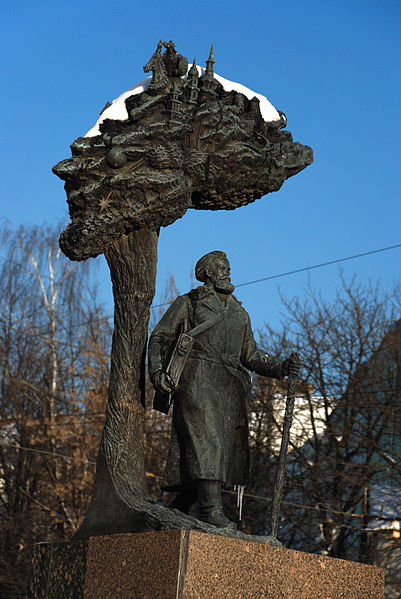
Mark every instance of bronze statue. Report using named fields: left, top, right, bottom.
left=53, top=40, right=311, bottom=539
left=149, top=251, right=300, bottom=528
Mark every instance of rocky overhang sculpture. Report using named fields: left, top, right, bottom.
left=52, top=40, right=313, bottom=541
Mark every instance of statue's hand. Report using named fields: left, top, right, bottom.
left=283, top=352, right=301, bottom=379
left=153, top=370, right=175, bottom=394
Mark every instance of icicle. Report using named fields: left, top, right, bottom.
left=234, top=485, right=245, bottom=521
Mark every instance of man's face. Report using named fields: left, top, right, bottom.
left=206, top=258, right=235, bottom=294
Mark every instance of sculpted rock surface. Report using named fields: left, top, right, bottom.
left=53, top=43, right=313, bottom=261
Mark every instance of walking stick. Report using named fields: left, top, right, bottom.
left=270, top=367, right=298, bottom=538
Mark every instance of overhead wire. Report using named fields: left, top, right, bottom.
left=2, top=244, right=400, bottom=533
left=1, top=240, right=400, bottom=450
left=8, top=444, right=398, bottom=529
left=234, top=243, right=401, bottom=288
left=1, top=243, right=398, bottom=332
left=150, top=242, right=401, bottom=308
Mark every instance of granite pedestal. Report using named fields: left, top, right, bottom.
left=28, top=530, right=385, bottom=598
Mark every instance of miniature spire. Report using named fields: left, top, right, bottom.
left=201, top=44, right=217, bottom=98
left=188, top=57, right=200, bottom=105
left=205, top=44, right=215, bottom=76
left=188, top=56, right=198, bottom=78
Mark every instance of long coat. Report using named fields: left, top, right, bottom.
left=148, top=285, right=283, bottom=489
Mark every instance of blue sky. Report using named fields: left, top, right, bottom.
left=1, top=0, right=400, bottom=331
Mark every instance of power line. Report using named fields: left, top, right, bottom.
left=146, top=470, right=401, bottom=527
left=151, top=243, right=401, bottom=309
left=10, top=443, right=96, bottom=464
left=8, top=444, right=398, bottom=528
left=235, top=243, right=401, bottom=288
left=0, top=316, right=111, bottom=355
left=1, top=242, right=400, bottom=329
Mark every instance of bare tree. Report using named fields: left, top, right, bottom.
left=244, top=275, right=401, bottom=594
left=0, top=223, right=112, bottom=598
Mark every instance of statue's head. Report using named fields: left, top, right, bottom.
left=195, top=250, right=234, bottom=294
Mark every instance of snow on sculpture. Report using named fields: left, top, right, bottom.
left=53, top=42, right=312, bottom=262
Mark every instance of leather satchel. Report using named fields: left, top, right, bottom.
left=153, top=311, right=225, bottom=414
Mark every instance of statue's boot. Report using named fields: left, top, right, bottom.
left=197, top=480, right=236, bottom=529
left=169, top=485, right=198, bottom=515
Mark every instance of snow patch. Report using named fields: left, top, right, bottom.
left=369, top=485, right=401, bottom=530
left=84, top=65, right=281, bottom=138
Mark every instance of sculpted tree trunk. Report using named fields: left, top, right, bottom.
left=76, top=229, right=157, bottom=537
left=53, top=39, right=313, bottom=538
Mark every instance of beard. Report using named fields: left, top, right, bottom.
left=213, top=278, right=235, bottom=294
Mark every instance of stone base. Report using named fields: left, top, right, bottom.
left=28, top=530, right=384, bottom=598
